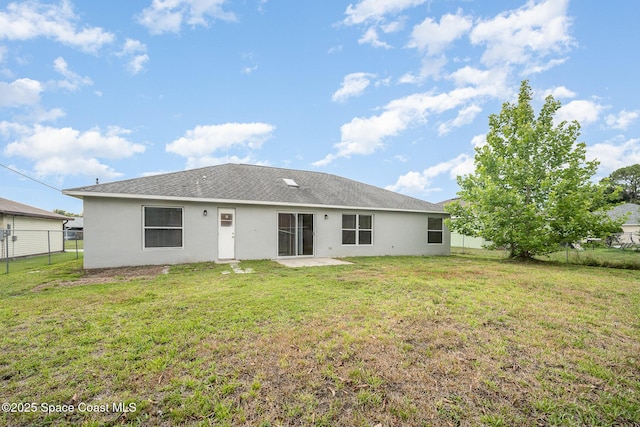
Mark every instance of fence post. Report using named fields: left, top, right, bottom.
left=4, top=229, right=8, bottom=274
left=48, top=230, right=51, bottom=265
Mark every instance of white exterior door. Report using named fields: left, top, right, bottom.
left=218, top=208, right=235, bottom=259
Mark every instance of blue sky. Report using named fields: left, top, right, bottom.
left=1, top=0, right=639, bottom=214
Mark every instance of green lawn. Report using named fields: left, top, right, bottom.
left=1, top=251, right=82, bottom=275
left=452, top=246, right=640, bottom=270
left=64, top=239, right=84, bottom=251
left=542, top=247, right=640, bottom=269
left=1, top=254, right=639, bottom=426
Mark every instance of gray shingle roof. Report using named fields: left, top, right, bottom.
left=64, top=164, right=444, bottom=213
left=608, top=203, right=640, bottom=225
left=0, top=197, right=69, bottom=220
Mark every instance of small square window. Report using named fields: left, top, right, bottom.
left=359, top=215, right=372, bottom=229
left=144, top=206, right=183, bottom=249
left=342, top=214, right=356, bottom=229
left=342, top=230, right=356, bottom=245
left=220, top=213, right=233, bottom=227
left=359, top=230, right=372, bottom=245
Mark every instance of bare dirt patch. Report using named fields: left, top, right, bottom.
left=33, top=265, right=169, bottom=291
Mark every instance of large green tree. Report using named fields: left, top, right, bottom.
left=608, top=164, right=640, bottom=204
left=446, top=80, right=622, bottom=259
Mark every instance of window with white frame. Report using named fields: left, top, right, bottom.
left=143, top=206, right=183, bottom=248
left=427, top=217, right=443, bottom=244
left=342, top=214, right=373, bottom=245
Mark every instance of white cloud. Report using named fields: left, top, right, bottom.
left=141, top=169, right=174, bottom=177
left=399, top=55, right=448, bottom=84
left=386, top=153, right=470, bottom=194
left=469, top=0, right=573, bottom=71
left=447, top=66, right=510, bottom=98
left=555, top=99, right=604, bottom=126
left=257, top=0, right=268, bottom=14
left=166, top=122, right=275, bottom=157
left=408, top=10, right=472, bottom=55
left=344, top=0, right=425, bottom=49
left=451, top=156, right=475, bottom=178
left=0, top=78, right=42, bottom=107
left=470, top=133, right=487, bottom=148
left=32, top=107, right=66, bottom=123
left=118, top=39, right=149, bottom=75
left=315, top=84, right=503, bottom=166
left=605, top=110, right=639, bottom=130
left=0, top=0, right=114, bottom=53
left=185, top=154, right=260, bottom=169
left=2, top=123, right=145, bottom=178
left=241, top=65, right=258, bottom=75
left=127, top=54, right=150, bottom=75
left=587, top=137, right=640, bottom=174
left=451, top=133, right=487, bottom=177
left=358, top=19, right=405, bottom=48
left=522, top=57, right=567, bottom=75
left=438, top=104, right=482, bottom=136
left=358, top=27, right=391, bottom=48
left=381, top=19, right=405, bottom=33
left=386, top=170, right=430, bottom=194
left=0, top=76, right=66, bottom=122
left=121, top=38, right=145, bottom=56
left=52, top=57, right=93, bottom=91
left=332, top=72, right=376, bottom=102
left=543, top=85, right=576, bottom=99
left=138, top=0, right=237, bottom=35
left=36, top=156, right=124, bottom=180
left=343, top=0, right=427, bottom=26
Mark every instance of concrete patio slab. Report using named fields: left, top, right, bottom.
left=276, top=258, right=353, bottom=268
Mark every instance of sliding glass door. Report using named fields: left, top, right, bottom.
left=278, top=213, right=314, bottom=256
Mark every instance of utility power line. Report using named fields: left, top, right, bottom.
left=0, top=163, right=61, bottom=192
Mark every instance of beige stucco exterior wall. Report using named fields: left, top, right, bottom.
left=82, top=196, right=450, bottom=269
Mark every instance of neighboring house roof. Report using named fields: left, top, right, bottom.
left=608, top=203, right=640, bottom=225
left=0, top=197, right=69, bottom=220
left=65, top=217, right=84, bottom=229
left=64, top=163, right=444, bottom=213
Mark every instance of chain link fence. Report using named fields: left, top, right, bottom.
left=1, top=228, right=83, bottom=274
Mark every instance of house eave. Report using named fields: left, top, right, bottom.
left=0, top=210, right=68, bottom=221
left=63, top=190, right=448, bottom=215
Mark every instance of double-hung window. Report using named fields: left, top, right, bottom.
left=427, top=217, right=443, bottom=244
left=342, top=214, right=373, bottom=245
left=144, top=206, right=183, bottom=248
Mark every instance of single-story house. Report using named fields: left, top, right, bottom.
left=0, top=197, right=69, bottom=258
left=64, top=216, right=84, bottom=240
left=607, top=203, right=640, bottom=244
left=63, top=163, right=450, bottom=269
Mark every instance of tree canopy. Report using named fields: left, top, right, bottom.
left=605, top=164, right=640, bottom=204
left=445, top=80, right=623, bottom=259
left=53, top=209, right=81, bottom=217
